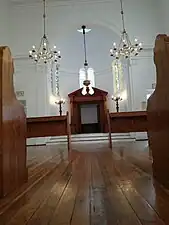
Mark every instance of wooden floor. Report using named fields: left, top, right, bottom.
left=1, top=141, right=169, bottom=224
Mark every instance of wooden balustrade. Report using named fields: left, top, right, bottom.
left=27, top=111, right=71, bottom=152
left=107, top=111, right=148, bottom=148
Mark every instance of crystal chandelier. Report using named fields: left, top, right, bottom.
left=29, top=0, right=61, bottom=64
left=79, top=25, right=94, bottom=96
left=110, top=0, right=143, bottom=59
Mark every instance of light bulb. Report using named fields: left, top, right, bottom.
left=82, top=87, right=87, bottom=95
left=89, top=86, right=94, bottom=95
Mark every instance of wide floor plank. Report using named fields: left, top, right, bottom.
left=71, top=154, right=90, bottom=225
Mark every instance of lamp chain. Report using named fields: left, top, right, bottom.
left=43, top=0, right=46, bottom=37
left=82, top=25, right=89, bottom=80
left=120, top=0, right=126, bottom=33
left=82, top=26, right=88, bottom=67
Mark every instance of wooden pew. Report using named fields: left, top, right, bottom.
left=147, top=34, right=169, bottom=189
left=107, top=111, right=148, bottom=148
left=0, top=46, right=27, bottom=198
left=27, top=111, right=71, bottom=152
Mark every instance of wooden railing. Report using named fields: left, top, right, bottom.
left=107, top=110, right=112, bottom=149
left=107, top=111, right=148, bottom=148
left=27, top=111, right=71, bottom=152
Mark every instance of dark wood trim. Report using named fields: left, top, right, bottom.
left=27, top=115, right=67, bottom=123
left=110, top=111, right=147, bottom=118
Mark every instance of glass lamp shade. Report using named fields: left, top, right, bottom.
left=82, top=85, right=94, bottom=96
left=112, top=96, right=123, bottom=101
left=82, top=86, right=87, bottom=95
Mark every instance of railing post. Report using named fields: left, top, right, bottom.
left=107, top=110, right=112, bottom=149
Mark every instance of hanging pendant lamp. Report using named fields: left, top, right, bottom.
left=79, top=25, right=94, bottom=96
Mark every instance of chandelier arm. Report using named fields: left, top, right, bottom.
left=125, top=33, right=132, bottom=46
left=120, top=0, right=126, bottom=32
left=45, top=37, right=51, bottom=51
left=37, top=36, right=44, bottom=52
left=118, top=33, right=124, bottom=48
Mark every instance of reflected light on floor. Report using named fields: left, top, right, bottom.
left=120, top=181, right=135, bottom=192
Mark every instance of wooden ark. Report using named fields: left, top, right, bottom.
left=0, top=46, right=27, bottom=198
left=68, top=87, right=108, bottom=134
left=147, top=34, right=169, bottom=188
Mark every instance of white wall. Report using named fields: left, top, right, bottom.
left=0, top=0, right=10, bottom=45
left=13, top=58, right=50, bottom=145
left=10, top=0, right=160, bottom=119
left=130, top=51, right=156, bottom=111
left=156, top=0, right=169, bottom=34
left=0, top=0, right=167, bottom=143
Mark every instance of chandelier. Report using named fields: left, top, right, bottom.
left=29, top=0, right=61, bottom=64
left=79, top=25, right=94, bottom=96
left=110, top=0, right=143, bottom=59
